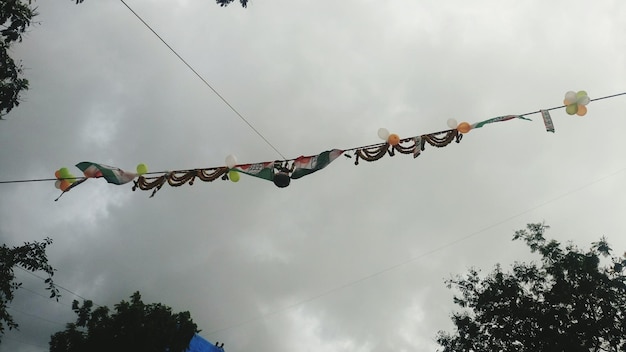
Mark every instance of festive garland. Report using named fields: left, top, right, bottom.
left=48, top=90, right=622, bottom=200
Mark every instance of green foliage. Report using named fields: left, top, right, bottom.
left=0, top=238, right=59, bottom=339
left=49, top=291, right=199, bottom=352
left=215, top=0, right=248, bottom=8
left=0, top=0, right=37, bottom=118
left=437, top=223, right=626, bottom=352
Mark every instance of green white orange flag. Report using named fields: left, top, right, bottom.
left=291, top=149, right=344, bottom=179
left=471, top=115, right=531, bottom=129
left=233, top=161, right=275, bottom=181
left=76, top=162, right=138, bottom=185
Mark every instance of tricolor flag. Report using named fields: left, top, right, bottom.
left=291, top=149, right=343, bottom=180
left=233, top=161, right=275, bottom=181
left=76, top=162, right=137, bottom=185
left=471, top=115, right=532, bottom=129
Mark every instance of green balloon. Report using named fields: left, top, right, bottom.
left=565, top=104, right=578, bottom=115
left=136, top=163, right=148, bottom=175
left=576, top=90, right=588, bottom=98
left=229, top=170, right=240, bottom=183
left=59, top=167, right=71, bottom=178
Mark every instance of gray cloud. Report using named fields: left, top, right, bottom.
left=2, top=1, right=626, bottom=351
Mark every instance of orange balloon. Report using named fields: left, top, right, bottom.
left=387, top=134, right=400, bottom=146
left=457, top=122, right=471, bottom=133
left=576, top=105, right=587, bottom=116
left=55, top=170, right=61, bottom=179
left=60, top=180, right=71, bottom=192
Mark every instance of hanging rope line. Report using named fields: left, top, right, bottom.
left=0, top=91, right=624, bottom=195
left=201, top=164, right=626, bottom=336
left=118, top=0, right=286, bottom=160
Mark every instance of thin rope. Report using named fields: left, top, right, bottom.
left=204, top=165, right=626, bottom=335
left=119, top=0, right=286, bottom=160
left=0, top=92, right=624, bottom=185
left=18, top=267, right=102, bottom=307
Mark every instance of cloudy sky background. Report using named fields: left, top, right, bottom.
left=1, top=0, right=626, bottom=351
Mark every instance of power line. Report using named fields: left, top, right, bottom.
left=204, top=165, right=626, bottom=335
left=0, top=91, right=624, bottom=186
left=17, top=267, right=102, bottom=307
left=7, top=307, right=67, bottom=327
left=118, top=0, right=286, bottom=160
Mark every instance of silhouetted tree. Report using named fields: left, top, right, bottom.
left=0, top=238, right=59, bottom=341
left=216, top=0, right=248, bottom=8
left=0, top=0, right=37, bottom=118
left=50, top=291, right=199, bottom=352
left=437, top=223, right=626, bottom=352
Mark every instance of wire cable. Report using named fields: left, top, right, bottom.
left=17, top=267, right=102, bottom=307
left=204, top=164, right=626, bottom=335
left=119, top=0, right=286, bottom=160
left=0, top=92, right=624, bottom=185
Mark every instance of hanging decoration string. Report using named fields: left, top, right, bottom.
left=0, top=91, right=624, bottom=200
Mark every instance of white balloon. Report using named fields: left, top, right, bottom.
left=564, top=91, right=577, bottom=104
left=447, top=118, right=458, bottom=129
left=225, top=154, right=237, bottom=168
left=377, top=128, right=390, bottom=141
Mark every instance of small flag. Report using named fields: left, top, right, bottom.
left=413, top=136, right=423, bottom=158
left=291, top=149, right=344, bottom=179
left=541, top=110, right=555, bottom=133
left=75, top=162, right=137, bottom=185
left=471, top=115, right=532, bottom=129
left=233, top=161, right=275, bottom=181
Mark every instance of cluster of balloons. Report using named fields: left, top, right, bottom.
left=564, top=90, right=590, bottom=116
left=446, top=119, right=472, bottom=133
left=54, top=167, right=78, bottom=192
left=377, top=128, right=401, bottom=146
left=225, top=155, right=240, bottom=182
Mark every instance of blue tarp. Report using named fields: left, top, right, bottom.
left=186, top=334, right=224, bottom=352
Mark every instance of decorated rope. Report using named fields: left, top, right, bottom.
left=31, top=90, right=624, bottom=200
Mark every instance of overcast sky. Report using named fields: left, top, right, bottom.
left=1, top=1, right=626, bottom=351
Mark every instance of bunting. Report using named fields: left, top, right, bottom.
left=42, top=90, right=626, bottom=199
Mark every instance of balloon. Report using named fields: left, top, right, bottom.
left=67, top=173, right=77, bottom=184
left=565, top=104, right=578, bottom=115
left=576, top=90, right=588, bottom=99
left=55, top=170, right=61, bottom=179
left=387, top=133, right=400, bottom=146
left=447, top=118, right=458, bottom=129
left=564, top=91, right=577, bottom=104
left=377, top=128, right=390, bottom=141
left=60, top=180, right=71, bottom=192
left=576, top=105, right=587, bottom=116
left=228, top=170, right=240, bottom=182
left=457, top=122, right=471, bottom=133
left=578, top=95, right=590, bottom=106
left=136, top=163, right=148, bottom=176
left=225, top=154, right=238, bottom=168
left=59, top=167, right=71, bottom=179
left=273, top=172, right=290, bottom=188
left=54, top=180, right=62, bottom=189
left=83, top=169, right=98, bottom=178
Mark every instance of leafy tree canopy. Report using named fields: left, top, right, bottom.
left=0, top=238, right=59, bottom=340
left=0, top=0, right=36, bottom=118
left=216, top=0, right=248, bottom=8
left=50, top=291, right=199, bottom=352
left=437, top=223, right=626, bottom=352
